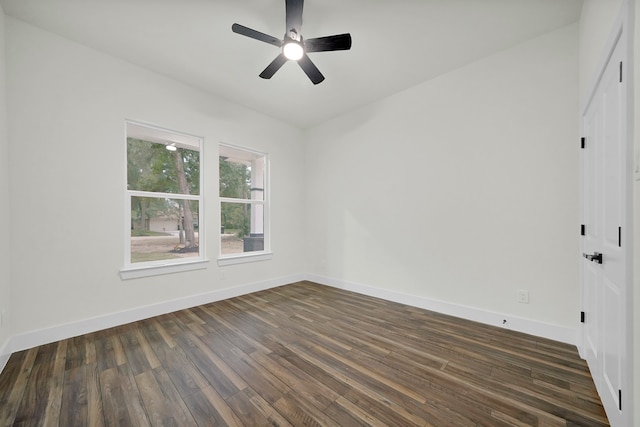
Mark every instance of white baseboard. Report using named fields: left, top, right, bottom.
left=0, top=272, right=579, bottom=375
left=0, top=273, right=305, bottom=374
left=306, top=274, right=579, bottom=346
left=0, top=338, right=10, bottom=375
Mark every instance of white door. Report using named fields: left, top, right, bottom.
left=580, top=34, right=628, bottom=427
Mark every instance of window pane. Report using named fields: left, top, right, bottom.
left=219, top=146, right=265, bottom=201
left=128, top=138, right=200, bottom=195
left=221, top=202, right=264, bottom=255
left=131, top=196, right=200, bottom=263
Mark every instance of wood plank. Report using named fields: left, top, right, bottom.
left=60, top=365, right=89, bottom=426
left=139, top=319, right=209, bottom=399
left=273, top=392, right=342, bottom=427
left=86, top=363, right=106, bottom=427
left=200, top=334, right=290, bottom=405
left=99, top=367, right=132, bottom=426
left=42, top=339, right=68, bottom=427
left=0, top=347, right=39, bottom=425
left=95, top=334, right=118, bottom=372
left=198, top=304, right=273, bottom=354
left=173, top=329, right=247, bottom=399
left=148, top=318, right=176, bottom=349
left=134, top=369, right=195, bottom=426
left=12, top=344, right=56, bottom=425
left=183, top=385, right=243, bottom=427
left=226, top=387, right=293, bottom=427
left=268, top=342, right=351, bottom=396
left=250, top=349, right=340, bottom=411
left=118, top=327, right=154, bottom=376
left=99, top=364, right=150, bottom=427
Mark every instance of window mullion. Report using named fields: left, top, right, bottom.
left=129, top=190, right=200, bottom=200
left=220, top=197, right=264, bottom=205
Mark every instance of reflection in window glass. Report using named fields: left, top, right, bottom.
left=128, top=139, right=200, bottom=194
left=130, top=197, right=200, bottom=263
left=220, top=202, right=264, bottom=255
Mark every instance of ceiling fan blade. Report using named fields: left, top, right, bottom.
left=298, top=54, right=324, bottom=85
left=232, top=23, right=282, bottom=47
left=304, top=33, right=352, bottom=52
left=285, top=0, right=304, bottom=38
left=259, top=54, right=288, bottom=79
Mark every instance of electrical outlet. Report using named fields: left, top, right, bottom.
left=517, top=290, right=529, bottom=304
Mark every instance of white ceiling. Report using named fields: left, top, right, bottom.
left=0, top=0, right=583, bottom=128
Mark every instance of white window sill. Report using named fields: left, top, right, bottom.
left=217, top=252, right=273, bottom=266
left=120, top=259, right=209, bottom=280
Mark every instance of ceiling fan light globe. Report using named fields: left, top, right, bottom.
left=283, top=42, right=304, bottom=61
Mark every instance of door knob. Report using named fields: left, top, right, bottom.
left=583, top=252, right=603, bottom=264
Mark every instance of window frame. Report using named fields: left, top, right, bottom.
left=218, top=143, right=271, bottom=265
left=120, top=120, right=207, bottom=279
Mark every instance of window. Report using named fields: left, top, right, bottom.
left=219, top=144, right=269, bottom=262
left=122, top=121, right=205, bottom=277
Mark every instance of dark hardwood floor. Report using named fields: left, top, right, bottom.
left=0, top=281, right=608, bottom=426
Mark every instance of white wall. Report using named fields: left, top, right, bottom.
left=305, top=24, right=579, bottom=335
left=0, top=6, right=12, bottom=361
left=5, top=17, right=306, bottom=340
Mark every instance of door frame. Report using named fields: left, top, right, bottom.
left=579, top=1, right=634, bottom=425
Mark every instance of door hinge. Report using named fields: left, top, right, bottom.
left=581, top=224, right=585, bottom=236
left=619, top=61, right=623, bottom=83
left=619, top=389, right=622, bottom=410
left=580, top=311, right=585, bottom=323
left=580, top=137, right=586, bottom=149
left=618, top=227, right=622, bottom=247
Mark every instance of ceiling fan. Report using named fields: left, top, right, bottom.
left=232, top=0, right=352, bottom=85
